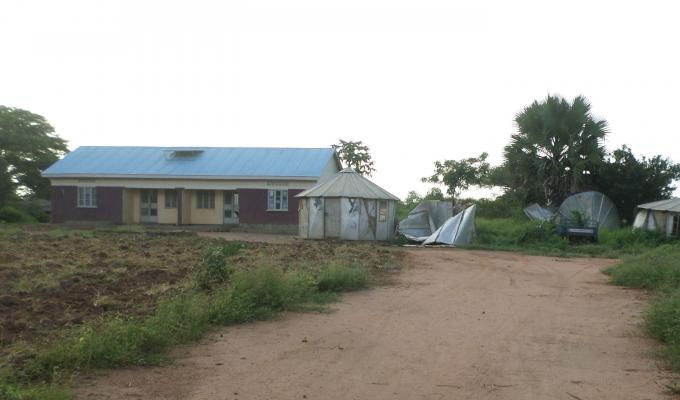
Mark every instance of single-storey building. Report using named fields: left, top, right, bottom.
left=42, top=146, right=341, bottom=232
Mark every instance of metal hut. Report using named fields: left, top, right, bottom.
left=296, top=168, right=399, bottom=240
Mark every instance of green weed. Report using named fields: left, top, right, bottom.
left=317, top=265, right=371, bottom=292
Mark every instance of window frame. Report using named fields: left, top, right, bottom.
left=267, top=189, right=289, bottom=211
left=77, top=186, right=97, bottom=208
left=164, top=190, right=177, bottom=209
left=196, top=190, right=215, bottom=209
left=378, top=200, right=388, bottom=222
left=673, top=215, right=680, bottom=237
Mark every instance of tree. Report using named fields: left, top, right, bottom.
left=424, top=187, right=446, bottom=200
left=0, top=106, right=68, bottom=203
left=331, top=139, right=375, bottom=176
left=403, top=190, right=422, bottom=208
left=422, top=152, right=490, bottom=202
left=503, top=95, right=607, bottom=206
left=592, top=145, right=680, bottom=222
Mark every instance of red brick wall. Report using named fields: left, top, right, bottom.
left=238, top=188, right=302, bottom=225
left=51, top=186, right=123, bottom=224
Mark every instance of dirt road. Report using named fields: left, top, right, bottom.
left=78, top=249, right=672, bottom=400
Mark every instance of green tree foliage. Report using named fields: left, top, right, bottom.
left=331, top=139, right=375, bottom=176
left=403, top=190, right=422, bottom=208
left=593, top=145, right=680, bottom=222
left=424, top=187, right=446, bottom=200
left=502, top=95, right=607, bottom=206
left=422, top=152, right=489, bottom=201
left=0, top=106, right=68, bottom=203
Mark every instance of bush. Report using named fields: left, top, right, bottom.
left=317, top=265, right=371, bottom=292
left=0, top=206, right=35, bottom=223
left=193, top=243, right=243, bottom=289
left=19, top=201, right=50, bottom=223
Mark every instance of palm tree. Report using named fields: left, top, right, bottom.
left=503, top=95, right=607, bottom=206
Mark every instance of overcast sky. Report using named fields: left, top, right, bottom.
left=2, top=0, right=679, bottom=199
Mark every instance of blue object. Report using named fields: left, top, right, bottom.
left=43, top=147, right=338, bottom=179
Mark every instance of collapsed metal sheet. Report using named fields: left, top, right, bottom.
left=422, top=205, right=477, bottom=246
left=523, top=203, right=556, bottom=221
left=398, top=200, right=453, bottom=240
left=557, top=191, right=620, bottom=229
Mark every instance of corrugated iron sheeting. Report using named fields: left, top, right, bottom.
left=43, top=146, right=336, bottom=178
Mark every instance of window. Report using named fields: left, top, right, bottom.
left=673, top=215, right=680, bottom=237
left=77, top=187, right=97, bottom=208
left=165, top=190, right=177, bottom=208
left=378, top=200, right=387, bottom=222
left=268, top=189, right=288, bottom=211
left=196, top=190, right=215, bottom=209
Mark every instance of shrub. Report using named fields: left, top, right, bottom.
left=0, top=206, right=34, bottom=224
left=18, top=201, right=50, bottom=223
left=193, top=243, right=243, bottom=289
left=317, top=265, right=371, bottom=292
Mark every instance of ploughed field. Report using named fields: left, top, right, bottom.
left=0, top=227, right=399, bottom=347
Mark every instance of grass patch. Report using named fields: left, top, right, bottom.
left=2, top=257, right=377, bottom=398
left=605, top=244, right=680, bottom=375
left=604, top=245, right=680, bottom=289
left=317, top=265, right=371, bottom=292
left=0, top=383, right=71, bottom=400
left=467, top=217, right=673, bottom=258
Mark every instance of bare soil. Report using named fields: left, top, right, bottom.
left=0, top=228, right=399, bottom=347
left=77, top=249, right=673, bottom=400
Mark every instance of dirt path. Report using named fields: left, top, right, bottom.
left=78, top=250, right=673, bottom=400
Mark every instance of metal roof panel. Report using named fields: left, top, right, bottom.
left=43, top=146, right=336, bottom=179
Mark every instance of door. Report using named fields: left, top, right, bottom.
left=324, top=198, right=341, bottom=238
left=140, top=189, right=158, bottom=223
left=223, top=191, right=240, bottom=224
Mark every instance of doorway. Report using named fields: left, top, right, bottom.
left=140, top=189, right=158, bottom=223
left=224, top=191, right=239, bottom=224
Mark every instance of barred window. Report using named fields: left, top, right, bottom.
left=77, top=187, right=97, bottom=208
left=267, top=189, right=288, bottom=211
left=196, top=190, right=215, bottom=209
left=165, top=190, right=177, bottom=208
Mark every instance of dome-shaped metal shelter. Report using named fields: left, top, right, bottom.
left=296, top=168, right=399, bottom=240
left=557, top=191, right=620, bottom=229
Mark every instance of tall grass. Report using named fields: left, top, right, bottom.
left=2, top=248, right=373, bottom=399
left=468, top=217, right=672, bottom=257
left=604, top=244, right=680, bottom=372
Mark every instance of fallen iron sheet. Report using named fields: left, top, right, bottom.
left=401, top=205, right=477, bottom=246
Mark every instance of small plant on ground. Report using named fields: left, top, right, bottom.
left=193, top=243, right=243, bottom=289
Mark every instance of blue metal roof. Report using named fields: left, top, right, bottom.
left=43, top=146, right=337, bottom=179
